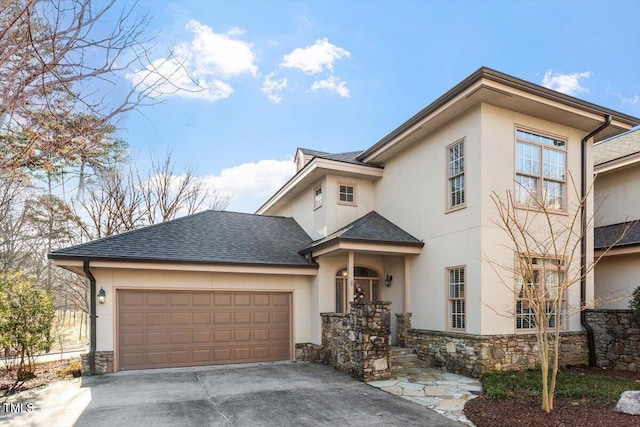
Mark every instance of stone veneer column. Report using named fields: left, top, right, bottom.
left=80, top=351, right=114, bottom=375
left=321, top=301, right=392, bottom=382
left=396, top=313, right=412, bottom=347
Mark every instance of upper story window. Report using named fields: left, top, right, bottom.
left=313, top=186, right=323, bottom=209
left=447, top=140, right=465, bottom=210
left=515, top=129, right=566, bottom=211
left=338, top=184, right=355, bottom=205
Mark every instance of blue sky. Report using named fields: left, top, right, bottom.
left=107, top=0, right=640, bottom=213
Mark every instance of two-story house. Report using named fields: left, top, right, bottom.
left=50, top=68, right=640, bottom=375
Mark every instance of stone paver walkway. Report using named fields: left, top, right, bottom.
left=367, top=367, right=483, bottom=426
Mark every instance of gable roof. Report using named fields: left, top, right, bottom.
left=594, top=221, right=640, bottom=250
left=298, top=148, right=375, bottom=167
left=300, top=211, right=423, bottom=254
left=49, top=210, right=316, bottom=268
left=593, top=128, right=640, bottom=167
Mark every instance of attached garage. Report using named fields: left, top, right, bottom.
left=48, top=211, right=317, bottom=374
left=118, top=290, right=291, bottom=370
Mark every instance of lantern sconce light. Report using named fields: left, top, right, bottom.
left=385, top=274, right=393, bottom=287
left=97, top=287, right=106, bottom=304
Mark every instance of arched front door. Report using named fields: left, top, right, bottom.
left=335, top=267, right=380, bottom=313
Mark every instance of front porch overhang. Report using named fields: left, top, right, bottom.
left=301, top=238, right=424, bottom=258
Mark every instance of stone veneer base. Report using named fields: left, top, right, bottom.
left=586, top=309, right=640, bottom=372
left=80, top=351, right=114, bottom=375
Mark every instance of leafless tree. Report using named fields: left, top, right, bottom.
left=486, top=174, right=632, bottom=413
left=0, top=0, right=195, bottom=175
left=140, top=153, right=230, bottom=224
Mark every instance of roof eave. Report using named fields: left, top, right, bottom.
left=299, top=236, right=425, bottom=255
left=357, top=67, right=640, bottom=163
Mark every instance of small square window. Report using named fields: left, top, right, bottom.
left=339, top=184, right=355, bottom=205
left=313, top=186, right=322, bottom=209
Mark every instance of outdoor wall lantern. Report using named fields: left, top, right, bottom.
left=342, top=270, right=348, bottom=277
left=97, top=287, right=106, bottom=304
left=385, top=274, right=393, bottom=287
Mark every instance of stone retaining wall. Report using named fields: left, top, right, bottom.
left=80, top=351, right=114, bottom=375
left=321, top=301, right=392, bottom=382
left=295, top=343, right=324, bottom=363
left=585, top=309, right=640, bottom=371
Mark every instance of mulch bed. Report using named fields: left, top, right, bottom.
left=464, top=366, right=640, bottom=427
left=0, top=359, right=81, bottom=397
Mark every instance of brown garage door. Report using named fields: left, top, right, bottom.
left=117, top=290, right=291, bottom=370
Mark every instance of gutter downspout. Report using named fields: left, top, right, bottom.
left=580, top=114, right=611, bottom=367
left=83, top=259, right=97, bottom=375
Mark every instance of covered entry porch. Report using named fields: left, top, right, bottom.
left=299, top=211, right=424, bottom=344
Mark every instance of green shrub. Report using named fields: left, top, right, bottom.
left=0, top=272, right=55, bottom=378
left=480, top=369, right=639, bottom=401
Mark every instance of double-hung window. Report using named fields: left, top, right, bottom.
left=515, top=256, right=566, bottom=330
left=515, top=130, right=566, bottom=211
left=338, top=184, right=355, bottom=205
left=447, top=140, right=465, bottom=210
left=447, top=267, right=465, bottom=330
left=313, top=186, right=322, bottom=209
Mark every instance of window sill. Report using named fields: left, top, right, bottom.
left=337, top=201, right=357, bottom=207
left=445, top=204, right=466, bottom=214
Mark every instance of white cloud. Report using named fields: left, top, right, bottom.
left=309, top=76, right=350, bottom=98
left=127, top=20, right=257, bottom=101
left=282, top=38, right=350, bottom=74
left=260, top=72, right=288, bottom=103
left=622, top=95, right=640, bottom=105
left=542, top=70, right=592, bottom=96
left=199, top=159, right=296, bottom=211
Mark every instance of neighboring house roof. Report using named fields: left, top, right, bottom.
left=300, top=211, right=424, bottom=254
left=594, top=220, right=640, bottom=250
left=49, top=210, right=316, bottom=268
left=298, top=147, right=375, bottom=167
left=593, top=128, right=640, bottom=166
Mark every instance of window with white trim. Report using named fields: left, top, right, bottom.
left=313, top=186, right=322, bottom=209
left=338, top=184, right=355, bottom=205
left=447, top=140, right=465, bottom=209
left=515, top=129, right=566, bottom=211
left=447, top=267, right=465, bottom=330
left=515, top=256, right=566, bottom=330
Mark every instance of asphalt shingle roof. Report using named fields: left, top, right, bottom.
left=300, top=211, right=423, bottom=253
left=49, top=210, right=316, bottom=267
left=594, top=129, right=640, bottom=166
left=298, top=148, right=379, bottom=168
left=594, top=220, right=640, bottom=250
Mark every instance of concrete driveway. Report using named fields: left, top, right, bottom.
left=0, top=362, right=463, bottom=426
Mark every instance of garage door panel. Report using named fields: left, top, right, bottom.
left=146, top=313, right=167, bottom=326
left=234, top=312, right=251, bottom=323
left=169, top=293, right=190, bottom=306
left=193, top=312, right=212, bottom=324
left=234, top=329, right=251, bottom=341
left=192, top=331, right=211, bottom=343
left=214, top=312, right=232, bottom=324
left=169, top=312, right=190, bottom=325
left=213, top=330, right=232, bottom=342
left=118, top=290, right=290, bottom=370
left=121, top=312, right=144, bottom=326
left=146, top=293, right=167, bottom=305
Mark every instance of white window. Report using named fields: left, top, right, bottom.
left=447, top=140, right=465, bottom=210
left=515, top=256, right=566, bottom=330
left=314, top=186, right=322, bottom=209
left=338, top=184, right=355, bottom=205
left=447, top=267, right=465, bottom=330
left=515, top=129, right=566, bottom=211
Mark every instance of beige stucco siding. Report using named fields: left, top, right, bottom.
left=373, top=106, right=483, bottom=334
left=273, top=177, right=327, bottom=240
left=479, top=103, right=593, bottom=334
left=91, top=268, right=312, bottom=353
left=595, top=164, right=640, bottom=227
left=594, top=254, right=640, bottom=309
